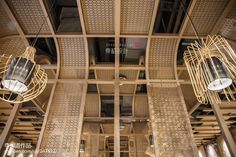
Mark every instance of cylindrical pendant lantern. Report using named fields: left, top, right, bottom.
left=184, top=35, right=236, bottom=104
left=2, top=57, right=35, bottom=93
left=80, top=140, right=85, bottom=153
left=202, top=57, right=232, bottom=91
left=0, top=46, right=47, bottom=103
left=149, top=134, right=154, bottom=147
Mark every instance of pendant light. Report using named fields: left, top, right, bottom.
left=0, top=0, right=57, bottom=103
left=79, top=140, right=85, bottom=153
left=203, top=57, right=232, bottom=91
left=180, top=0, right=236, bottom=104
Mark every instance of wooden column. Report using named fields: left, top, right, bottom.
left=211, top=103, right=236, bottom=156
left=0, top=103, right=21, bottom=155
left=114, top=0, right=121, bottom=156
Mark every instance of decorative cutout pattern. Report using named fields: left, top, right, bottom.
left=7, top=0, right=51, bottom=34
left=0, top=4, right=18, bottom=37
left=0, top=37, right=25, bottom=56
left=184, top=0, right=228, bottom=36
left=121, top=0, right=155, bottom=34
left=148, top=38, right=177, bottom=79
left=58, top=37, right=86, bottom=79
left=149, top=86, right=194, bottom=157
left=39, top=84, right=83, bottom=157
left=81, top=0, right=114, bottom=34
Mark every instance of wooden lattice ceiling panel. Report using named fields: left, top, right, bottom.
left=0, top=4, right=18, bottom=37
left=102, top=123, right=114, bottom=134
left=99, top=84, right=114, bottom=94
left=184, top=0, right=228, bottom=36
left=39, top=83, right=84, bottom=156
left=134, top=95, right=149, bottom=117
left=58, top=37, right=86, bottom=79
left=220, top=18, right=236, bottom=41
left=120, top=84, right=135, bottom=94
left=119, top=70, right=139, bottom=80
left=80, top=0, right=114, bottom=34
left=36, top=84, right=53, bottom=110
left=96, top=69, right=114, bottom=80
left=0, top=37, right=25, bottom=55
left=85, top=94, right=99, bottom=117
left=120, top=0, right=155, bottom=34
left=82, top=123, right=100, bottom=134
left=133, top=123, right=148, bottom=134
left=148, top=38, right=178, bottom=79
left=6, top=0, right=51, bottom=34
left=135, top=135, right=148, bottom=157
left=149, top=86, right=195, bottom=157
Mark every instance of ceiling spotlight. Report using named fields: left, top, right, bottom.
left=119, top=74, right=127, bottom=86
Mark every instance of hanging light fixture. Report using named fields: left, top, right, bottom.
left=145, top=123, right=155, bottom=156
left=0, top=45, right=47, bottom=103
left=180, top=1, right=236, bottom=104
left=79, top=140, right=85, bottom=153
left=0, top=0, right=57, bottom=103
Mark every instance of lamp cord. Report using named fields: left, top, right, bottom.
left=31, top=0, right=57, bottom=47
left=179, top=0, right=202, bottom=44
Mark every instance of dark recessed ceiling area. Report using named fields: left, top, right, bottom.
left=45, top=0, right=82, bottom=33
left=28, top=38, right=57, bottom=63
left=154, top=0, right=191, bottom=33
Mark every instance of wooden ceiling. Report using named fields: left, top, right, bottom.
left=0, top=0, right=236, bottom=156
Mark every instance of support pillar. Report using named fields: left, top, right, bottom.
left=211, top=103, right=236, bottom=156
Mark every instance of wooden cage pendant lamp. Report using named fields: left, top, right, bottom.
left=184, top=36, right=236, bottom=104
left=0, top=0, right=58, bottom=103
left=0, top=46, right=47, bottom=103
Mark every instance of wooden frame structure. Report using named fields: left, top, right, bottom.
left=0, top=0, right=236, bottom=156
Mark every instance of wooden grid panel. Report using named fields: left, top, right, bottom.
left=0, top=37, right=25, bottom=56
left=102, top=123, right=114, bottom=134
left=39, top=83, right=84, bottom=157
left=134, top=95, right=149, bottom=117
left=7, top=0, right=51, bottom=34
left=120, top=84, right=135, bottom=94
left=119, top=70, right=138, bottom=80
left=82, top=123, right=100, bottom=134
left=220, top=18, right=236, bottom=41
left=85, top=94, right=99, bottom=117
left=120, top=0, right=155, bottom=34
left=99, top=84, right=114, bottom=94
left=81, top=0, right=114, bottom=34
left=148, top=38, right=177, bottom=79
left=133, top=123, right=148, bottom=134
left=0, top=4, right=18, bottom=37
left=183, top=0, right=228, bottom=36
left=58, top=37, right=86, bottom=79
left=135, top=135, right=148, bottom=157
left=96, top=69, right=114, bottom=80
left=149, top=87, right=194, bottom=157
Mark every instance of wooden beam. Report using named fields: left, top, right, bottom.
left=0, top=103, right=22, bottom=156
left=211, top=103, right=236, bottom=156
left=114, top=0, right=121, bottom=155
left=1, top=0, right=29, bottom=46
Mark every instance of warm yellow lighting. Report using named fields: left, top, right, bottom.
left=184, top=35, right=236, bottom=104
left=0, top=46, right=47, bottom=103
